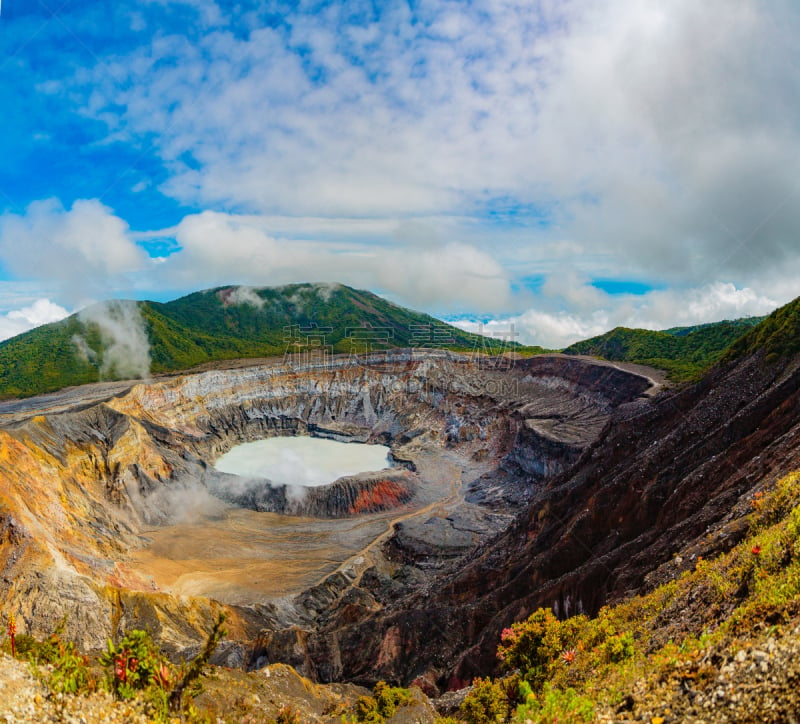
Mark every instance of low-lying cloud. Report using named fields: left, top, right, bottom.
left=168, top=211, right=511, bottom=312
left=452, top=281, right=780, bottom=349
left=74, top=300, right=151, bottom=380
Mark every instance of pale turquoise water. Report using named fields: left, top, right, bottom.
left=214, top=437, right=391, bottom=487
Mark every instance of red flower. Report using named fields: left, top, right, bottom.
left=7, top=614, right=16, bottom=658
left=751, top=545, right=761, bottom=555
left=500, top=627, right=517, bottom=642
left=115, top=652, right=129, bottom=683
left=561, top=649, right=577, bottom=664
left=154, top=663, right=171, bottom=688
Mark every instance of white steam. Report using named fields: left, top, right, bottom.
left=217, top=286, right=266, bottom=308
left=74, top=300, right=151, bottom=380
left=214, top=437, right=391, bottom=487
left=311, top=282, right=341, bottom=303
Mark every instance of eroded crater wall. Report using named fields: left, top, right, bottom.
left=0, top=351, right=652, bottom=658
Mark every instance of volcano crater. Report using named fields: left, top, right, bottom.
left=0, top=350, right=654, bottom=662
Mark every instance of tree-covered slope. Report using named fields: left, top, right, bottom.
left=0, top=283, right=516, bottom=399
left=720, top=294, right=800, bottom=364
left=0, top=316, right=100, bottom=398
left=563, top=316, right=764, bottom=380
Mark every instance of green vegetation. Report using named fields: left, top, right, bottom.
left=721, top=295, right=800, bottom=365
left=563, top=316, right=764, bottom=381
left=0, top=316, right=101, bottom=398
left=449, top=469, right=800, bottom=722
left=3, top=613, right=227, bottom=722
left=0, top=283, right=520, bottom=399
left=342, top=681, right=413, bottom=722
left=17, top=621, right=93, bottom=696
left=460, top=677, right=509, bottom=723
left=100, top=628, right=173, bottom=715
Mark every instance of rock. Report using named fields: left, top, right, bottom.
left=0, top=351, right=656, bottom=673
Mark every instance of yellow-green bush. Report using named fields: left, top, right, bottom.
left=460, top=677, right=509, bottom=723
left=512, top=683, right=594, bottom=723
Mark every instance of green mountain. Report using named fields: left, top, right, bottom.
left=562, top=316, right=765, bottom=381
left=0, top=283, right=518, bottom=400
left=720, top=295, right=800, bottom=365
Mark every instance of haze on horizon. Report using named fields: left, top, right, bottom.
left=0, top=0, right=797, bottom=348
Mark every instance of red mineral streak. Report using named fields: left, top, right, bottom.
left=349, top=480, right=410, bottom=514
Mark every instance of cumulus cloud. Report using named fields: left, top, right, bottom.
left=535, top=0, right=800, bottom=285
left=0, top=199, right=148, bottom=302
left=166, top=211, right=511, bottom=311
left=0, top=298, right=70, bottom=342
left=453, top=280, right=780, bottom=349
left=71, top=0, right=800, bottom=292
left=2, top=0, right=798, bottom=338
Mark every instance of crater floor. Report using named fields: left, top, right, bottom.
left=126, top=441, right=476, bottom=605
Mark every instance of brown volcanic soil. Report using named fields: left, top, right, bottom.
left=128, top=509, right=391, bottom=603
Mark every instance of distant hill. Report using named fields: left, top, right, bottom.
left=563, top=316, right=765, bottom=381
left=0, top=283, right=519, bottom=399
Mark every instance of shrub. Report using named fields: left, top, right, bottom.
left=9, top=620, right=94, bottom=696
left=498, top=609, right=559, bottom=689
left=100, top=629, right=172, bottom=718
left=353, top=695, right=383, bottom=723
left=100, top=629, right=171, bottom=701
left=512, top=683, right=594, bottom=723
left=498, top=609, right=589, bottom=691
left=460, top=677, right=509, bottom=724
left=373, top=680, right=412, bottom=717
left=45, top=639, right=93, bottom=695
left=342, top=681, right=413, bottom=722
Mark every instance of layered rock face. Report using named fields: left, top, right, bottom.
left=293, top=350, right=800, bottom=691
left=209, top=469, right=419, bottom=517
left=0, top=350, right=652, bottom=664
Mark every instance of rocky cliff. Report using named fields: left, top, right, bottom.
left=286, top=348, right=800, bottom=691
left=209, top=469, right=419, bottom=518
left=0, top=350, right=651, bottom=662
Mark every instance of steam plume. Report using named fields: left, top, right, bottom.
left=74, top=300, right=151, bottom=380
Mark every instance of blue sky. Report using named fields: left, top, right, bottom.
left=0, top=0, right=798, bottom=346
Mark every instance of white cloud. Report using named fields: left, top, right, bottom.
left=166, top=211, right=511, bottom=311
left=0, top=199, right=148, bottom=303
left=0, top=298, right=70, bottom=342
left=534, top=0, right=800, bottom=285
left=2, top=1, right=797, bottom=339
left=452, top=280, right=779, bottom=349
left=68, top=0, right=800, bottom=299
